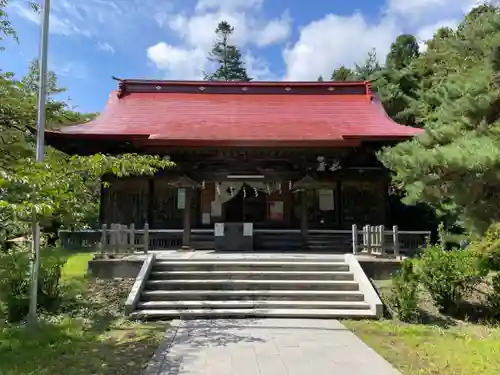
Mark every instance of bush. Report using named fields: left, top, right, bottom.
left=0, top=247, right=66, bottom=322
left=417, top=246, right=487, bottom=315
left=470, top=223, right=500, bottom=271
left=389, top=260, right=420, bottom=322
left=487, top=273, right=500, bottom=319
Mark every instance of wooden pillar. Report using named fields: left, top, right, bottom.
left=147, top=177, right=154, bottom=228
left=182, top=188, right=193, bottom=250
left=300, top=190, right=308, bottom=248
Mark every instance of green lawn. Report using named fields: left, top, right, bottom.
left=344, top=278, right=500, bottom=375
left=0, top=251, right=166, bottom=375
left=345, top=320, right=500, bottom=375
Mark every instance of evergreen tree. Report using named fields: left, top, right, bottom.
left=354, top=49, right=381, bottom=80
left=386, top=34, right=420, bottom=70
left=380, top=4, right=500, bottom=233
left=204, top=21, right=251, bottom=81
left=331, top=66, right=355, bottom=81
left=317, top=75, right=324, bottom=81
left=371, top=34, right=421, bottom=127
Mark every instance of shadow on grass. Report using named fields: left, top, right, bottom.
left=0, top=319, right=166, bottom=375
left=1, top=274, right=168, bottom=375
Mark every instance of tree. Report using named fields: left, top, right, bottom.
left=204, top=21, right=252, bottom=81
left=317, top=75, right=324, bottom=81
left=370, top=34, right=421, bottom=127
left=0, top=1, right=38, bottom=50
left=354, top=49, right=381, bottom=80
left=386, top=34, right=420, bottom=70
left=379, top=4, right=500, bottom=234
left=331, top=66, right=355, bottom=81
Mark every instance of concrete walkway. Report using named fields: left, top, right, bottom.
left=143, top=319, right=401, bottom=375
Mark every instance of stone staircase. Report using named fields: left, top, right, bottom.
left=128, top=256, right=381, bottom=319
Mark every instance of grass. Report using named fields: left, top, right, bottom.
left=0, top=251, right=166, bottom=375
left=344, top=278, right=500, bottom=375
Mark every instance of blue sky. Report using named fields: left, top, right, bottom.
left=1, top=0, right=478, bottom=113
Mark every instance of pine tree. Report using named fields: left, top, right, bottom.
left=204, top=21, right=252, bottom=81
left=354, top=49, right=381, bottom=80
left=386, top=34, right=420, bottom=70
left=317, top=75, right=324, bottom=81
left=331, top=66, right=355, bottom=81
left=380, top=4, right=500, bottom=233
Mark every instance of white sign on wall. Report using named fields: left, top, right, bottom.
left=215, top=223, right=224, bottom=237
left=243, top=222, right=253, bottom=236
left=177, top=188, right=186, bottom=209
left=318, top=189, right=334, bottom=211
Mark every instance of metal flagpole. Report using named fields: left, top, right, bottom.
left=27, top=0, right=51, bottom=328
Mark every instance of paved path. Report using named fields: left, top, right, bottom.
left=143, top=319, right=401, bottom=375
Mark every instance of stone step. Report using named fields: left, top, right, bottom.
left=149, top=270, right=354, bottom=281
left=141, top=290, right=365, bottom=301
left=153, top=260, right=349, bottom=272
left=137, top=300, right=371, bottom=310
left=130, top=308, right=376, bottom=320
left=145, top=279, right=359, bottom=291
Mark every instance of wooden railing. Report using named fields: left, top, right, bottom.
left=59, top=224, right=430, bottom=256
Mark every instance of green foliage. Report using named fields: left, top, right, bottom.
left=385, top=34, right=420, bottom=70
left=379, top=5, right=500, bottom=233
left=0, top=247, right=65, bottom=322
left=331, top=66, right=355, bottom=81
left=417, top=246, right=486, bottom=314
left=0, top=153, right=173, bottom=230
left=389, top=260, right=420, bottom=322
left=469, top=223, right=500, bottom=271
left=0, top=1, right=38, bottom=50
left=204, top=21, right=251, bottom=81
left=354, top=49, right=381, bottom=80
left=487, top=273, right=500, bottom=318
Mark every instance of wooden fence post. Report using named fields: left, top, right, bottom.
left=366, top=226, right=372, bottom=255
left=143, top=223, right=149, bottom=254
left=114, top=224, right=120, bottom=254
left=129, top=223, right=135, bottom=252
left=100, top=224, right=107, bottom=255
left=121, top=225, right=128, bottom=253
left=352, top=224, right=358, bottom=254
left=393, top=225, right=400, bottom=258
left=379, top=225, right=385, bottom=256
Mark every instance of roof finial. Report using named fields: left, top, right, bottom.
left=113, top=76, right=126, bottom=98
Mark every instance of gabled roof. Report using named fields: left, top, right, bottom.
left=46, top=79, right=423, bottom=149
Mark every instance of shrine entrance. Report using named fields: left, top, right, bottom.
left=223, top=184, right=267, bottom=223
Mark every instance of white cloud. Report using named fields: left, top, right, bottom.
left=387, top=0, right=480, bottom=17
left=195, top=0, right=263, bottom=12
left=147, top=43, right=207, bottom=80
left=148, top=0, right=290, bottom=80
left=10, top=2, right=88, bottom=36
left=283, top=0, right=482, bottom=80
left=284, top=14, right=399, bottom=80
left=97, top=41, right=115, bottom=55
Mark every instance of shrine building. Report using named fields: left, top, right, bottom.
left=46, top=79, right=423, bottom=251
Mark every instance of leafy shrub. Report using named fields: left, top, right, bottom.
left=389, top=260, right=420, bottom=322
left=416, top=246, right=487, bottom=314
left=0, top=249, right=31, bottom=322
left=0, top=247, right=66, bottom=322
left=470, top=223, right=500, bottom=271
left=487, top=273, right=500, bottom=319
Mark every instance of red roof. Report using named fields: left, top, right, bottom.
left=46, top=79, right=423, bottom=148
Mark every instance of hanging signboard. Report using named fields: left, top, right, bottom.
left=210, top=201, right=222, bottom=217
left=318, top=189, right=334, bottom=211
left=215, top=223, right=224, bottom=237
left=177, top=188, right=186, bottom=209
left=202, top=212, right=211, bottom=225
left=269, top=201, right=284, bottom=221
